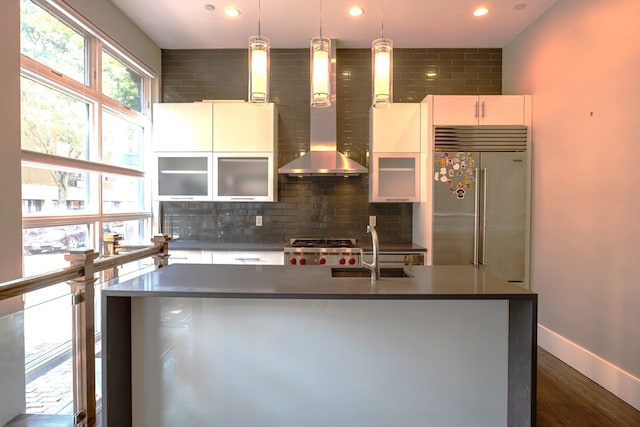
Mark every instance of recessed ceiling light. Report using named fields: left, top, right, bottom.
left=224, top=7, right=241, bottom=17
left=204, top=4, right=215, bottom=12
left=473, top=7, right=489, bottom=17
left=348, top=6, right=365, bottom=17
left=514, top=3, right=527, bottom=10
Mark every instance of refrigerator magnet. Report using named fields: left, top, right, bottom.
left=456, top=188, right=465, bottom=199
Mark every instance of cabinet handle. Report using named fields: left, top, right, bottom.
left=384, top=198, right=411, bottom=202
left=481, top=101, right=486, bottom=118
left=230, top=197, right=257, bottom=200
left=474, top=101, right=479, bottom=118
left=235, top=257, right=261, bottom=262
left=169, top=197, right=195, bottom=200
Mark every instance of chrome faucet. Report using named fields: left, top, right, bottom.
left=362, top=225, right=380, bottom=281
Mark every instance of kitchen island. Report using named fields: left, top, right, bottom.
left=101, top=264, right=536, bottom=427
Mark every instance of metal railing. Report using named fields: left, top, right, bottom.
left=0, top=234, right=172, bottom=426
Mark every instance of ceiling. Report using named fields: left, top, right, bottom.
left=109, top=0, right=557, bottom=49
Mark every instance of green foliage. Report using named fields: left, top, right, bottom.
left=20, top=0, right=86, bottom=83
left=102, top=51, right=143, bottom=112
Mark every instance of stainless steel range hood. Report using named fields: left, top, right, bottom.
left=278, top=42, right=368, bottom=177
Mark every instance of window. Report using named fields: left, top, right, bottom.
left=21, top=77, right=91, bottom=159
left=20, top=0, right=154, bottom=265
left=102, top=50, right=144, bottom=112
left=19, top=0, right=157, bottom=420
left=20, top=0, right=87, bottom=84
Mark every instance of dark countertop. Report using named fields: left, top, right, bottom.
left=167, top=240, right=427, bottom=252
left=102, top=263, right=534, bottom=300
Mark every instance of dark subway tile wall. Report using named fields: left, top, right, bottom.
left=160, top=48, right=501, bottom=244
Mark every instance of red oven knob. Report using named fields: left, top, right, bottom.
left=348, top=258, right=356, bottom=265
left=299, top=258, right=306, bottom=265
left=289, top=258, right=297, bottom=265
left=319, top=258, right=326, bottom=265
left=339, top=258, right=346, bottom=265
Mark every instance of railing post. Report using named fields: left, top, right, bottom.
left=65, top=249, right=99, bottom=427
left=101, top=233, right=123, bottom=282
left=102, top=233, right=123, bottom=256
left=151, top=234, right=172, bottom=268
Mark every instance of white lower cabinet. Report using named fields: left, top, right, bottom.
left=169, top=250, right=213, bottom=264
left=170, top=249, right=284, bottom=265
left=211, top=251, right=284, bottom=265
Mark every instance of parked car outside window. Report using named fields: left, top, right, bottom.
left=23, top=225, right=88, bottom=255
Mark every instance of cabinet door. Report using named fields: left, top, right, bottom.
left=370, top=153, right=420, bottom=202
left=211, top=251, right=284, bottom=265
left=213, top=153, right=276, bottom=201
left=370, top=103, right=421, bottom=152
left=478, top=95, right=525, bottom=125
left=432, top=96, right=479, bottom=126
left=214, top=103, right=276, bottom=152
left=156, top=152, right=213, bottom=201
left=152, top=103, right=213, bottom=151
left=169, top=250, right=214, bottom=264
left=432, top=95, right=526, bottom=126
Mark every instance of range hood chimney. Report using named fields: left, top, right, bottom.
left=278, top=41, right=368, bottom=176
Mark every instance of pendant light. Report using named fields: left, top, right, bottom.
left=310, top=0, right=331, bottom=108
left=248, top=0, right=270, bottom=103
left=372, top=0, right=393, bottom=107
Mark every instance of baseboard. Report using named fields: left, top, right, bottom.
left=538, top=324, right=640, bottom=411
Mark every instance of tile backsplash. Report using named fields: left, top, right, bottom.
left=160, top=48, right=501, bottom=244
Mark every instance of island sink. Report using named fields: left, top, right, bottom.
left=331, top=267, right=413, bottom=278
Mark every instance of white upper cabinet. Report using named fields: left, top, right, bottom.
left=152, top=103, right=213, bottom=151
left=432, top=95, right=526, bottom=126
left=152, top=101, right=278, bottom=202
left=213, top=103, right=276, bottom=152
left=369, top=104, right=422, bottom=203
left=370, top=103, right=421, bottom=152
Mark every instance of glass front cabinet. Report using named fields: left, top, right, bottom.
left=213, top=153, right=276, bottom=201
left=370, top=153, right=420, bottom=202
left=155, top=152, right=213, bottom=201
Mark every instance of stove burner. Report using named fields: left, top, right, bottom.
left=290, top=238, right=356, bottom=248
left=285, top=238, right=361, bottom=266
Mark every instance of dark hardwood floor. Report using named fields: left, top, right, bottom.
left=537, top=347, right=640, bottom=426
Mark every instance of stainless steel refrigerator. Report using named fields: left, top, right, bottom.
left=432, top=126, right=529, bottom=285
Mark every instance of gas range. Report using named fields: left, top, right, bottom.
left=284, top=238, right=362, bottom=266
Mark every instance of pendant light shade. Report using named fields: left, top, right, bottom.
left=372, top=38, right=393, bottom=106
left=372, top=0, right=393, bottom=107
left=249, top=35, right=270, bottom=103
left=248, top=0, right=269, bottom=103
left=310, top=37, right=331, bottom=108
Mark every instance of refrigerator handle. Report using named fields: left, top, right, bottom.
left=481, top=168, right=488, bottom=265
left=473, top=167, right=480, bottom=266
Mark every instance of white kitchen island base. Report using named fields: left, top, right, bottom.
left=131, top=298, right=508, bottom=427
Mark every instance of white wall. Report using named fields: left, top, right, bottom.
left=0, top=0, right=27, bottom=423
left=62, top=0, right=161, bottom=76
left=503, top=0, right=640, bottom=409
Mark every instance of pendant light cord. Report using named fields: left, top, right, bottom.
left=258, top=0, right=262, bottom=36
left=380, top=0, right=385, bottom=38
left=319, top=0, right=324, bottom=38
